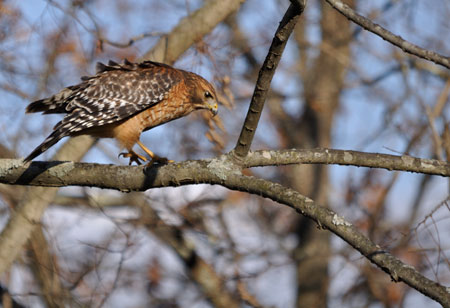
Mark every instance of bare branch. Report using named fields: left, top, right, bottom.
left=2, top=149, right=450, bottom=191
left=144, top=0, right=247, bottom=64
left=242, top=149, right=450, bottom=176
left=0, top=155, right=448, bottom=305
left=231, top=176, right=450, bottom=307
left=99, top=31, right=165, bottom=49
left=325, top=0, right=450, bottom=69
left=233, top=0, right=307, bottom=158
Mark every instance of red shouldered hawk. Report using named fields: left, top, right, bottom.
left=24, top=60, right=218, bottom=165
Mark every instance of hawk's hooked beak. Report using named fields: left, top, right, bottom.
left=206, top=100, right=218, bottom=117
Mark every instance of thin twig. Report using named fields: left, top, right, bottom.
left=325, top=0, right=450, bottom=69
left=98, top=32, right=165, bottom=48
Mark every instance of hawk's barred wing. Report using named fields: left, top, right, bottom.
left=24, top=61, right=183, bottom=162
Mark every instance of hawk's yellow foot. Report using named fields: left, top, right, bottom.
left=136, top=140, right=174, bottom=165
left=118, top=150, right=147, bottom=165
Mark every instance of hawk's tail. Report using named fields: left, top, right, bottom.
left=23, top=130, right=67, bottom=162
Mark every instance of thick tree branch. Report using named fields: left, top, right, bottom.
left=1, top=149, right=449, bottom=190
left=325, top=0, right=450, bottom=69
left=0, top=155, right=448, bottom=305
left=233, top=0, right=307, bottom=158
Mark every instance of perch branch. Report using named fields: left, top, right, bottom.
left=0, top=155, right=448, bottom=305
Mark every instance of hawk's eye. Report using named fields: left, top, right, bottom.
left=204, top=91, right=213, bottom=99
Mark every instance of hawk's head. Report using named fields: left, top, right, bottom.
left=188, top=74, right=218, bottom=116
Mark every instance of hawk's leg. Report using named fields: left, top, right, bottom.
left=136, top=140, right=173, bottom=164
left=118, top=150, right=148, bottom=165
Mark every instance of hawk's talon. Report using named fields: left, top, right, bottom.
left=118, top=151, right=147, bottom=165
left=118, top=149, right=173, bottom=166
left=136, top=140, right=173, bottom=165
